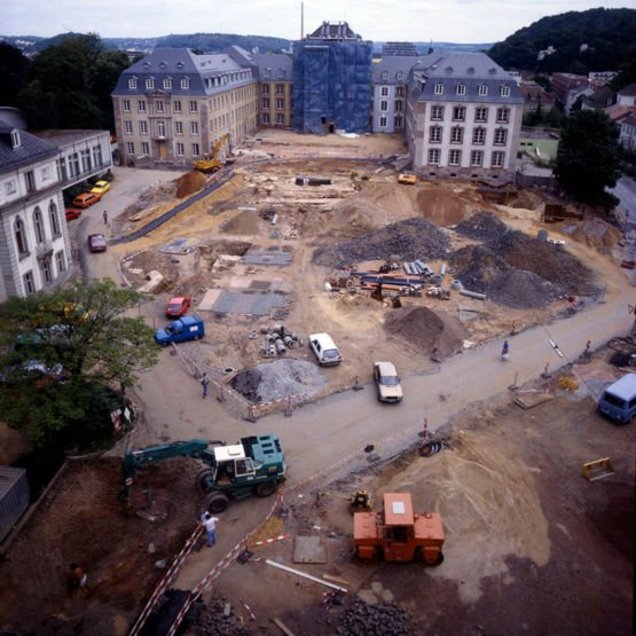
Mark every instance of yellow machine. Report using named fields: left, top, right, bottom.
left=193, top=133, right=231, bottom=173
left=398, top=173, right=417, bottom=185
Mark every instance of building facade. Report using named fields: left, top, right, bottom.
left=371, top=56, right=419, bottom=133
left=253, top=53, right=293, bottom=128
left=111, top=48, right=259, bottom=168
left=405, top=52, right=524, bottom=181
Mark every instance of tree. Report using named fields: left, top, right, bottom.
left=0, top=280, right=158, bottom=448
left=554, top=110, right=621, bottom=207
left=0, top=42, right=29, bottom=107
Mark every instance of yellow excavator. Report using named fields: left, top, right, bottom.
left=193, top=133, right=231, bottom=173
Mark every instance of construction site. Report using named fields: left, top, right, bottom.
left=0, top=129, right=634, bottom=635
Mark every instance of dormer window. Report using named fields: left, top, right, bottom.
left=128, top=77, right=138, bottom=89
left=278, top=69, right=285, bottom=78
left=163, top=78, right=172, bottom=89
left=434, top=83, right=444, bottom=95
left=145, top=78, right=155, bottom=89
left=180, top=77, right=190, bottom=89
left=478, top=84, right=488, bottom=96
left=500, top=85, right=511, bottom=97
left=456, top=83, right=466, bottom=96
left=11, top=129, right=21, bottom=148
left=396, top=71, right=403, bottom=80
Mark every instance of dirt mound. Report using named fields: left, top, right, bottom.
left=455, top=210, right=511, bottom=241
left=383, top=306, right=467, bottom=358
left=230, top=368, right=263, bottom=403
left=489, top=269, right=564, bottom=308
left=220, top=209, right=261, bottom=235
left=449, top=245, right=510, bottom=293
left=417, top=188, right=473, bottom=225
left=175, top=170, right=206, bottom=198
left=312, top=218, right=450, bottom=268
left=560, top=216, right=622, bottom=250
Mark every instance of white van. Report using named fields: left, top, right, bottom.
left=309, top=332, right=342, bottom=366
left=597, top=373, right=636, bottom=424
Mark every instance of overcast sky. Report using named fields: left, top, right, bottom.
left=2, top=1, right=631, bottom=43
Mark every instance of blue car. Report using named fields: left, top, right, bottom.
left=155, top=315, right=205, bottom=346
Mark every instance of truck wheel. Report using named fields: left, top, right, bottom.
left=255, top=481, right=276, bottom=497
left=205, top=492, right=230, bottom=513
left=197, top=469, right=216, bottom=493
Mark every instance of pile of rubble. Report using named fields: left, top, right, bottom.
left=313, top=218, right=450, bottom=268
left=193, top=598, right=249, bottom=636
left=335, top=599, right=411, bottom=635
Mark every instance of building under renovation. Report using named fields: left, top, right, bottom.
left=292, top=22, right=372, bottom=134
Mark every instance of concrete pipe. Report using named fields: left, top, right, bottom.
left=430, top=274, right=443, bottom=285
left=403, top=262, right=412, bottom=275
left=450, top=279, right=463, bottom=290
left=275, top=339, right=287, bottom=354
left=459, top=288, right=487, bottom=300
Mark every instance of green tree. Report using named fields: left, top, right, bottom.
left=0, top=42, right=29, bottom=107
left=0, top=280, right=158, bottom=448
left=554, top=110, right=621, bottom=207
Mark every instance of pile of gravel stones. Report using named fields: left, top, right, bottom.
left=312, top=218, right=451, bottom=268
left=193, top=598, right=249, bottom=636
left=335, top=599, right=411, bottom=635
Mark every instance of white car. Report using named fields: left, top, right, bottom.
left=373, top=361, right=403, bottom=403
left=309, top=332, right=342, bottom=366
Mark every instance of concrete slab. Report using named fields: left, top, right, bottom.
left=160, top=237, right=195, bottom=254
left=293, top=535, right=327, bottom=564
left=241, top=247, right=293, bottom=266
left=228, top=277, right=253, bottom=289
left=198, top=289, right=222, bottom=311
left=211, top=290, right=286, bottom=316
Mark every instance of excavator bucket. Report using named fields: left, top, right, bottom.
left=581, top=457, right=614, bottom=482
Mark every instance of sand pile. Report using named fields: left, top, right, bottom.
left=175, top=170, right=206, bottom=198
left=220, top=209, right=261, bottom=235
left=383, top=306, right=467, bottom=358
left=417, top=188, right=474, bottom=226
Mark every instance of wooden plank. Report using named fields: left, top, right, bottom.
left=514, top=392, right=555, bottom=409
left=322, top=573, right=350, bottom=586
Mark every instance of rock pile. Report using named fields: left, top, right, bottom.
left=313, top=218, right=450, bottom=268
left=194, top=599, right=248, bottom=636
left=335, top=599, right=411, bottom=635
left=455, top=210, right=510, bottom=242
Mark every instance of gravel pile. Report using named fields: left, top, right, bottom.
left=313, top=218, right=450, bottom=268
left=488, top=269, right=564, bottom=308
left=194, top=599, right=249, bottom=636
left=448, top=245, right=509, bottom=294
left=231, top=359, right=326, bottom=404
left=455, top=210, right=511, bottom=242
left=335, top=599, right=411, bottom=635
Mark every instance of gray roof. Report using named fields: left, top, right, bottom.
left=112, top=48, right=256, bottom=97
left=252, top=52, right=293, bottom=80
left=410, top=52, right=524, bottom=105
left=0, top=120, right=58, bottom=175
left=372, top=56, right=424, bottom=84
left=619, top=82, right=636, bottom=97
left=306, top=21, right=364, bottom=41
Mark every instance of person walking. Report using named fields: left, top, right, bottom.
left=501, top=340, right=510, bottom=360
left=201, top=511, right=219, bottom=547
left=103, top=210, right=108, bottom=225
left=69, top=563, right=92, bottom=596
left=201, top=372, right=210, bottom=399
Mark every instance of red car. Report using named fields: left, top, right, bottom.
left=166, top=296, right=192, bottom=317
left=65, top=208, right=82, bottom=221
left=88, top=233, right=107, bottom=253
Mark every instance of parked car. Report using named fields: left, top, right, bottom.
left=72, top=192, right=101, bottom=208
left=90, top=180, right=111, bottom=196
left=88, top=233, right=107, bottom=253
left=309, top=332, right=342, bottom=366
left=65, top=208, right=82, bottom=221
left=154, top=315, right=205, bottom=346
left=373, top=361, right=403, bottom=403
left=166, top=296, right=192, bottom=318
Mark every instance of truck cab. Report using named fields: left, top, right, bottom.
left=597, top=373, right=636, bottom=424
left=154, top=315, right=204, bottom=345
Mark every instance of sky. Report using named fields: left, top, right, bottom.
left=2, top=0, right=632, bottom=44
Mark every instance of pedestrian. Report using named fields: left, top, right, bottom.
left=69, top=563, right=92, bottom=596
left=201, top=372, right=210, bottom=399
left=201, top=511, right=219, bottom=547
left=501, top=340, right=510, bottom=359
left=103, top=210, right=108, bottom=225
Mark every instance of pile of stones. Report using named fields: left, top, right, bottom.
left=335, top=599, right=411, bottom=636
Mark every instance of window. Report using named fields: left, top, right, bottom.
left=181, top=78, right=190, bottom=89
left=15, top=217, right=28, bottom=255
left=263, top=68, right=271, bottom=79
left=496, top=108, right=510, bottom=123
left=382, top=71, right=388, bottom=81
left=429, top=126, right=442, bottom=143
left=470, top=150, right=483, bottom=166
left=276, top=98, right=284, bottom=109
left=163, top=78, right=172, bottom=89
left=49, top=202, right=61, bottom=236
left=449, top=149, right=461, bottom=166
left=138, top=100, right=146, bottom=112
left=431, top=105, right=444, bottom=121
left=380, top=100, right=388, bottom=111
left=23, top=271, right=35, bottom=295
left=145, top=78, right=155, bottom=89
left=478, top=84, right=488, bottom=96
left=156, top=101, right=164, bottom=113
left=11, top=129, right=21, bottom=148
left=434, top=83, right=444, bottom=95
left=494, top=129, right=507, bottom=145
left=128, top=77, right=138, bottom=89
left=262, top=84, right=270, bottom=94
left=381, top=87, right=389, bottom=97
left=491, top=151, right=505, bottom=167
left=141, top=141, right=150, bottom=155
left=394, top=115, right=403, bottom=128
left=452, top=106, right=466, bottom=121
left=175, top=121, right=183, bottom=135
left=80, top=149, right=91, bottom=172
left=174, top=100, right=182, bottom=113
left=262, top=98, right=270, bottom=109
left=25, top=170, right=36, bottom=193
left=176, top=142, right=185, bottom=156
left=124, top=120, right=132, bottom=135
left=33, top=208, right=45, bottom=243
left=189, top=100, right=198, bottom=113
left=500, top=85, right=511, bottom=97
left=277, top=69, right=285, bottom=79
left=41, top=166, right=51, bottom=181
left=395, top=100, right=403, bottom=112
left=41, top=258, right=53, bottom=284
left=379, top=116, right=387, bottom=127
left=262, top=113, right=271, bottom=124
left=428, top=148, right=441, bottom=165
left=139, top=120, right=148, bottom=135
left=276, top=84, right=284, bottom=94
left=475, top=107, right=488, bottom=122
left=68, top=153, right=79, bottom=178
left=126, top=142, right=135, bottom=155
left=192, top=143, right=200, bottom=156
left=451, top=126, right=464, bottom=143
left=276, top=113, right=285, bottom=125
left=123, top=99, right=131, bottom=112
left=396, top=71, right=403, bottom=81
left=472, top=127, right=486, bottom=144
left=396, top=86, right=405, bottom=97
left=157, top=121, right=166, bottom=137
left=190, top=121, right=199, bottom=135
left=92, top=145, right=103, bottom=167
left=55, top=250, right=66, bottom=273
left=456, top=83, right=466, bottom=95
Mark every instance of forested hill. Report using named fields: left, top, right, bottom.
left=488, top=7, right=636, bottom=73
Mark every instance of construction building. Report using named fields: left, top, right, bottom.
left=252, top=52, right=293, bottom=128
left=292, top=22, right=372, bottom=134
left=405, top=52, right=524, bottom=181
